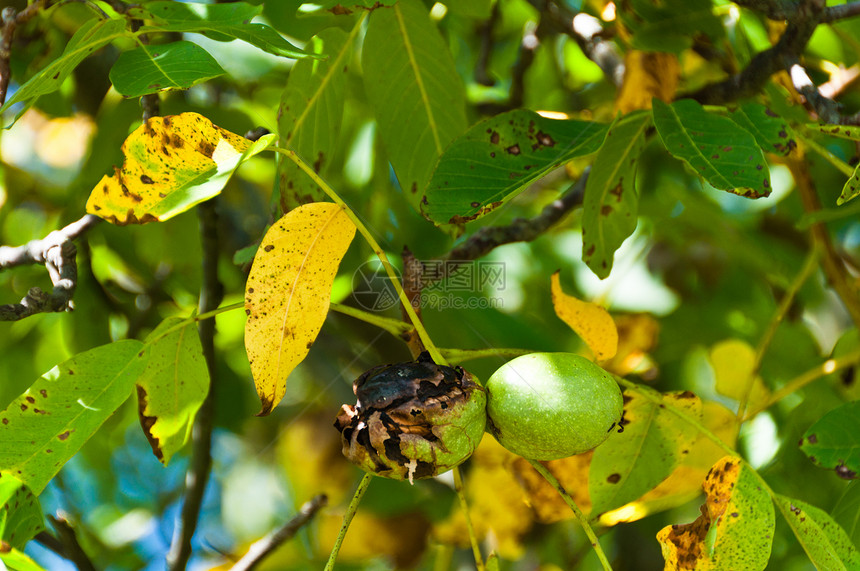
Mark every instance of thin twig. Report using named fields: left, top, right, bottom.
left=822, top=1, right=860, bottom=22
left=324, top=473, right=373, bottom=571
left=787, top=59, right=844, bottom=124
left=0, top=0, right=48, bottom=107
left=400, top=245, right=425, bottom=358
left=474, top=1, right=500, bottom=86
left=49, top=514, right=98, bottom=571
left=789, top=152, right=860, bottom=330
left=689, top=0, right=825, bottom=105
left=166, top=199, right=224, bottom=570
left=0, top=214, right=101, bottom=321
left=34, top=531, right=67, bottom=558
left=228, top=495, right=328, bottom=571
left=453, top=467, right=485, bottom=571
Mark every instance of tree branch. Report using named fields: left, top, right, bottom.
left=444, top=169, right=589, bottom=262
left=49, top=514, right=98, bottom=571
left=474, top=1, right=500, bottom=87
left=689, top=0, right=825, bottom=105
left=228, top=495, right=328, bottom=571
left=0, top=214, right=101, bottom=321
left=167, top=199, right=224, bottom=570
left=822, top=1, right=860, bottom=22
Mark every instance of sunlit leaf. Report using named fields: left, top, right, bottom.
left=800, top=400, right=860, bottom=480
left=277, top=28, right=352, bottom=211
left=363, top=0, right=467, bottom=209
left=550, top=272, right=618, bottom=360
left=838, top=163, right=860, bottom=206
left=582, top=111, right=651, bottom=278
left=709, top=339, right=770, bottom=414
left=600, top=401, right=738, bottom=526
left=423, top=110, right=608, bottom=226
left=0, top=340, right=146, bottom=494
left=658, top=456, right=774, bottom=570
left=109, top=41, right=225, bottom=97
left=0, top=18, right=128, bottom=126
left=615, top=52, right=678, bottom=113
left=602, top=313, right=660, bottom=378
left=652, top=98, right=771, bottom=198
left=775, top=495, right=860, bottom=570
left=730, top=103, right=796, bottom=157
left=132, top=2, right=311, bottom=59
left=0, top=547, right=46, bottom=571
left=86, top=112, right=274, bottom=224
left=589, top=388, right=701, bottom=516
left=0, top=475, right=43, bottom=550
left=244, top=202, right=356, bottom=415
left=136, top=317, right=209, bottom=466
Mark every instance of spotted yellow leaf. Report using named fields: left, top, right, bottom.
left=551, top=272, right=618, bottom=360
left=86, top=112, right=274, bottom=224
left=244, top=202, right=356, bottom=415
left=657, top=456, right=774, bottom=570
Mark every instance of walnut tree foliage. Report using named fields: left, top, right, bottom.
left=1, top=0, right=860, bottom=569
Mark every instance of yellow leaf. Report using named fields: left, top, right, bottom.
left=86, top=112, right=273, bottom=224
left=434, top=434, right=534, bottom=560
left=709, top=339, right=770, bottom=413
left=615, top=51, right=680, bottom=113
left=512, top=452, right=593, bottom=523
left=244, top=202, right=356, bottom=415
left=657, top=456, right=774, bottom=570
left=602, top=313, right=660, bottom=377
left=551, top=272, right=618, bottom=360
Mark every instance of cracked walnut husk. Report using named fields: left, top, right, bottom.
left=334, top=352, right=486, bottom=482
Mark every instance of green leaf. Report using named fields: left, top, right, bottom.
left=589, top=389, right=701, bottom=515
left=277, top=28, right=352, bottom=211
left=132, top=2, right=311, bottom=59
left=86, top=113, right=275, bottom=224
left=0, top=476, right=43, bottom=550
left=582, top=111, right=651, bottom=279
left=658, top=457, right=774, bottom=570
left=776, top=495, right=860, bottom=570
left=0, top=340, right=146, bottom=494
left=0, top=547, right=46, bottom=571
left=833, top=481, right=860, bottom=550
left=800, top=400, right=860, bottom=480
left=109, top=41, right=225, bottom=97
left=0, top=18, right=128, bottom=125
left=652, top=98, right=771, bottom=198
left=626, top=0, right=723, bottom=53
left=838, top=163, right=860, bottom=206
left=730, top=103, right=796, bottom=157
left=362, top=0, right=467, bottom=208
left=811, top=123, right=860, bottom=140
left=423, top=110, right=608, bottom=226
left=137, top=318, right=209, bottom=466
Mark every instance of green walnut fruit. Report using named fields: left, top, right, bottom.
left=486, top=352, right=622, bottom=460
left=335, top=352, right=486, bottom=483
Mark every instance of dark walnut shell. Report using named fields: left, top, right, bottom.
left=334, top=352, right=486, bottom=482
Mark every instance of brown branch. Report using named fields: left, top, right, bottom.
left=167, top=199, right=224, bottom=571
left=227, top=495, right=328, bottom=571
left=400, top=246, right=424, bottom=358
left=789, top=154, right=860, bottom=329
left=535, top=0, right=625, bottom=87
left=474, top=1, right=500, bottom=86
left=689, top=0, right=825, bottom=105
left=443, top=169, right=589, bottom=262
left=0, top=214, right=101, bottom=321
left=49, top=514, right=98, bottom=571
left=822, top=1, right=860, bottom=22
left=0, top=0, right=48, bottom=107
left=786, top=59, right=844, bottom=124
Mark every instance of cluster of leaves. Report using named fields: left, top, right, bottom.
left=1, top=0, right=860, bottom=570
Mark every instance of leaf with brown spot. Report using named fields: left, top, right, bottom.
left=800, top=400, right=860, bottom=480
left=582, top=111, right=651, bottom=279
left=657, top=456, right=774, bottom=570
left=709, top=339, right=770, bottom=414
left=589, top=387, right=702, bottom=516
left=244, top=203, right=356, bottom=415
left=0, top=340, right=146, bottom=494
left=86, top=112, right=274, bottom=224
left=135, top=317, right=210, bottom=466
left=550, top=272, right=618, bottom=360
left=775, top=494, right=860, bottom=569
